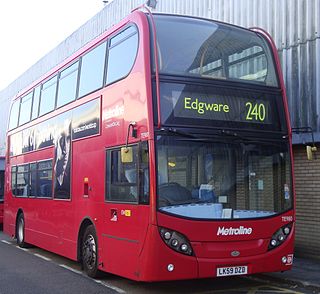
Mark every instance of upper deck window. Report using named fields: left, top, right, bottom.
left=8, top=99, right=20, bottom=130
left=57, top=61, right=79, bottom=108
left=153, top=15, right=278, bottom=87
left=31, top=86, right=41, bottom=120
left=39, top=75, right=58, bottom=116
left=19, top=92, right=33, bottom=126
left=106, top=26, right=139, bottom=85
left=78, top=42, right=106, bottom=98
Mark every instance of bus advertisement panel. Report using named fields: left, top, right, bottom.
left=4, top=9, right=294, bottom=281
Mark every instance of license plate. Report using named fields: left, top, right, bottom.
left=216, top=265, right=248, bottom=277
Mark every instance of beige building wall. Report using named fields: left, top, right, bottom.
left=293, top=145, right=320, bottom=259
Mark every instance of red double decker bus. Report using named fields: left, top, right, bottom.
left=4, top=10, right=294, bottom=281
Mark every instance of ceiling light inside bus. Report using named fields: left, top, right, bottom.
left=168, top=162, right=176, bottom=167
left=268, top=223, right=292, bottom=251
left=159, top=227, right=193, bottom=256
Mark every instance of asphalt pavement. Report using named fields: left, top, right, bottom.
left=260, top=256, right=320, bottom=292
left=1, top=225, right=319, bottom=293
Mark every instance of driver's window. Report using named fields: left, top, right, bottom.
left=106, top=145, right=138, bottom=203
left=106, top=143, right=150, bottom=204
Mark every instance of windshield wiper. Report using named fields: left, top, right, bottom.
left=220, top=129, right=246, bottom=140
left=159, top=128, right=250, bottom=143
left=159, top=127, right=197, bottom=138
left=219, top=129, right=288, bottom=147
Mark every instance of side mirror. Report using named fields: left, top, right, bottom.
left=306, top=145, right=317, bottom=160
left=121, top=147, right=133, bottom=163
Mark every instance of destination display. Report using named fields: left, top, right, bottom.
left=176, top=94, right=271, bottom=124
left=159, top=83, right=283, bottom=131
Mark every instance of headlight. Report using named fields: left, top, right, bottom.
left=159, top=227, right=193, bottom=256
left=164, top=231, right=172, bottom=240
left=268, top=223, right=293, bottom=250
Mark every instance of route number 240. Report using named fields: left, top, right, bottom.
left=245, top=102, right=266, bottom=122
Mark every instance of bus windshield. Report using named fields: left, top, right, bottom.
left=154, top=15, right=278, bottom=87
left=156, top=135, right=292, bottom=220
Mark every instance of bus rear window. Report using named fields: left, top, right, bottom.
left=153, top=15, right=278, bottom=87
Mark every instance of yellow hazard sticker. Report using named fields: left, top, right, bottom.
left=121, top=210, right=131, bottom=217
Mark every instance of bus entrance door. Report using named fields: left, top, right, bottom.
left=102, top=144, right=150, bottom=279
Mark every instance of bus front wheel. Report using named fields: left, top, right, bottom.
left=82, top=225, right=99, bottom=278
left=16, top=213, right=28, bottom=248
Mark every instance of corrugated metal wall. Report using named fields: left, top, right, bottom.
left=0, top=0, right=319, bottom=153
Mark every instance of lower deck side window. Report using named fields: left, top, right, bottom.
left=11, top=160, right=53, bottom=198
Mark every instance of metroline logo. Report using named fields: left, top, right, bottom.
left=217, top=226, right=253, bottom=236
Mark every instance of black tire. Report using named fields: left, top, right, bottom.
left=16, top=213, right=29, bottom=248
left=82, top=225, right=99, bottom=278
